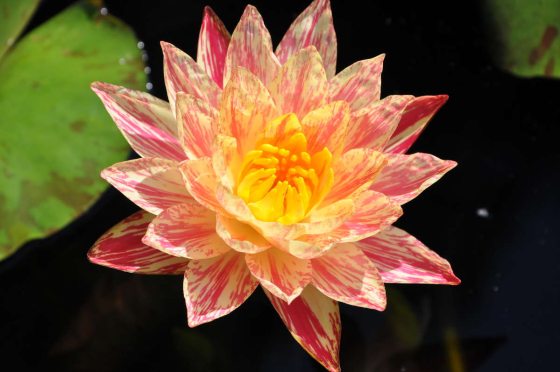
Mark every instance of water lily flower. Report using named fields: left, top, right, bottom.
left=88, top=1, right=460, bottom=370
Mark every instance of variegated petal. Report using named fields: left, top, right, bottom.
left=101, top=158, right=191, bottom=215
left=197, top=6, right=231, bottom=88
left=88, top=211, right=188, bottom=274
left=357, top=226, right=460, bottom=284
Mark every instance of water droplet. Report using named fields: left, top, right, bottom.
left=476, top=207, right=489, bottom=218
left=137, top=41, right=145, bottom=49
left=142, top=52, right=149, bottom=62
left=492, top=285, right=499, bottom=292
left=400, top=367, right=407, bottom=372
left=385, top=17, right=393, bottom=26
left=144, top=66, right=151, bottom=74
left=146, top=82, right=153, bottom=90
left=119, top=57, right=127, bottom=65
left=100, top=7, right=108, bottom=16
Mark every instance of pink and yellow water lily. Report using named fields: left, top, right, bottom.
left=88, top=1, right=459, bottom=370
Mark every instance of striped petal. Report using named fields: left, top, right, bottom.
left=385, top=95, right=448, bottom=154
left=357, top=226, right=461, bottom=284
left=344, top=95, right=413, bottom=152
left=101, top=158, right=191, bottom=215
left=197, top=6, right=231, bottom=88
left=371, top=153, right=457, bottom=205
left=184, top=251, right=259, bottom=327
left=143, top=201, right=230, bottom=259
left=176, top=93, right=219, bottom=159
left=328, top=54, right=385, bottom=111
left=179, top=158, right=225, bottom=214
left=268, top=46, right=328, bottom=119
left=245, top=248, right=311, bottom=303
left=224, top=5, right=280, bottom=86
left=329, top=190, right=402, bottom=242
left=265, top=286, right=341, bottom=372
left=276, top=0, right=337, bottom=79
left=219, top=68, right=279, bottom=154
left=216, top=215, right=271, bottom=254
left=325, top=148, right=386, bottom=203
left=311, top=243, right=386, bottom=310
left=301, top=101, right=350, bottom=157
left=91, top=82, right=185, bottom=161
left=161, top=41, right=221, bottom=117
left=88, top=211, right=188, bottom=274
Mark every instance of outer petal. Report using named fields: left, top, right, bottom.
left=245, top=248, right=311, bottom=303
left=219, top=68, right=279, bottom=154
left=161, top=41, right=221, bottom=117
left=101, top=158, right=192, bottom=215
left=324, top=148, right=386, bottom=203
left=176, top=93, right=219, bottom=159
left=328, top=190, right=402, bottom=242
left=265, top=286, right=341, bottom=372
left=370, top=153, right=457, bottom=205
left=143, top=201, right=230, bottom=259
left=268, top=46, right=328, bottom=119
left=385, top=95, right=448, bottom=154
left=301, top=101, right=349, bottom=157
left=224, top=5, right=280, bottom=86
left=276, top=0, right=337, bottom=79
left=197, top=6, right=231, bottom=88
left=184, top=251, right=259, bottom=327
left=216, top=215, right=272, bottom=254
left=357, top=226, right=461, bottom=284
left=91, top=82, right=185, bottom=161
left=344, top=95, right=413, bottom=152
left=311, top=243, right=386, bottom=310
left=328, top=54, right=385, bottom=111
left=88, top=211, right=188, bottom=274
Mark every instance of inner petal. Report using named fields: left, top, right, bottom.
left=236, top=113, right=333, bottom=224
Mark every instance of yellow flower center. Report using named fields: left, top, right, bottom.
left=236, top=113, right=334, bottom=224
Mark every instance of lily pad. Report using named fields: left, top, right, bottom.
left=0, top=0, right=41, bottom=59
left=0, top=3, right=145, bottom=260
left=485, top=0, right=560, bottom=78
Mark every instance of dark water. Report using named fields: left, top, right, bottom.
left=2, top=1, right=559, bottom=371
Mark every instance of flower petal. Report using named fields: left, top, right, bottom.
left=143, top=201, right=230, bottom=259
left=197, top=6, right=231, bottom=88
left=344, top=95, right=413, bottom=152
left=385, top=95, right=448, bottom=154
left=311, top=243, right=386, bottom=310
left=179, top=158, right=225, bottom=214
left=276, top=0, right=337, bottom=79
left=184, top=251, right=258, bottom=327
left=101, top=158, right=191, bottom=215
left=212, top=135, right=240, bottom=192
left=219, top=68, right=279, bottom=154
left=328, top=54, right=385, bottom=111
left=88, top=211, right=188, bottom=274
left=91, top=82, right=185, bottom=161
left=371, top=153, right=457, bottom=205
left=216, top=215, right=271, bottom=254
left=161, top=41, right=221, bottom=117
left=301, top=101, right=349, bottom=157
left=265, top=286, right=341, bottom=372
left=245, top=248, right=311, bottom=303
left=224, top=5, right=280, bottom=86
left=268, top=46, right=328, bottom=119
left=325, top=148, right=386, bottom=203
left=329, top=190, right=402, bottom=242
left=176, top=93, right=219, bottom=159
left=357, top=226, right=460, bottom=284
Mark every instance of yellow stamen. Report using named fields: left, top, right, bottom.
left=236, top=113, right=335, bottom=224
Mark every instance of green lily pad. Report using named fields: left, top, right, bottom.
left=0, top=3, right=145, bottom=260
left=485, top=0, right=560, bottom=78
left=0, top=0, right=41, bottom=59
